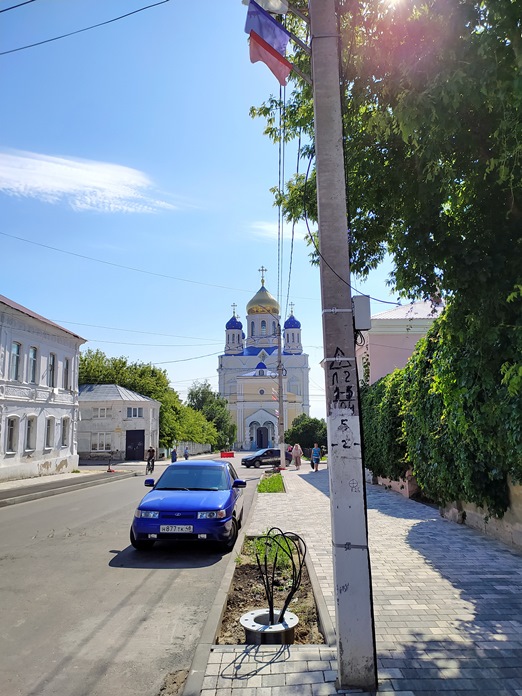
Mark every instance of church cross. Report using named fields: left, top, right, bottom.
left=258, top=266, right=267, bottom=284
left=231, top=303, right=237, bottom=316
left=289, top=302, right=295, bottom=315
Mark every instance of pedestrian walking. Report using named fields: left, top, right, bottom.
left=184, top=446, right=189, bottom=460
left=171, top=447, right=177, bottom=463
left=311, top=442, right=321, bottom=472
left=291, top=443, right=303, bottom=470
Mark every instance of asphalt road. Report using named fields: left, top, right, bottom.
left=0, top=462, right=262, bottom=696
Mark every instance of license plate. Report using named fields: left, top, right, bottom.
left=160, top=524, right=193, bottom=533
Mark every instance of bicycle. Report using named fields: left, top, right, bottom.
left=145, top=458, right=155, bottom=475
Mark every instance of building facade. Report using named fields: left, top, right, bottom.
left=0, top=295, right=86, bottom=481
left=218, top=273, right=309, bottom=450
left=355, top=300, right=444, bottom=385
left=78, top=384, right=160, bottom=462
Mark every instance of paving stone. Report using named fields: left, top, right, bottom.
left=199, top=475, right=522, bottom=695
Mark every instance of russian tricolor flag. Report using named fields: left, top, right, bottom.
left=245, top=0, right=293, bottom=85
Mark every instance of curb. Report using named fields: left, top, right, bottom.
left=0, top=472, right=137, bottom=508
left=181, top=487, right=259, bottom=696
left=181, top=485, right=336, bottom=696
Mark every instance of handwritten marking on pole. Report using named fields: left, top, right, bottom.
left=349, top=479, right=360, bottom=493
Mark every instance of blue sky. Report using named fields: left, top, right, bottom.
left=0, top=0, right=398, bottom=419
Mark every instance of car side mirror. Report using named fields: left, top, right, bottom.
left=144, top=478, right=155, bottom=487
left=233, top=479, right=247, bottom=488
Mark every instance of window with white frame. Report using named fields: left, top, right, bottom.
left=91, top=432, right=111, bottom=451
left=7, top=417, right=19, bottom=452
left=63, top=358, right=70, bottom=390
left=92, top=407, right=111, bottom=419
left=261, top=320, right=267, bottom=336
left=61, top=418, right=70, bottom=447
left=25, top=416, right=37, bottom=450
left=45, top=417, right=54, bottom=449
left=126, top=407, right=143, bottom=418
left=10, top=342, right=21, bottom=381
left=29, top=347, right=38, bottom=384
left=48, top=353, right=56, bottom=388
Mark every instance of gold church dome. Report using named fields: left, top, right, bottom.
left=246, top=281, right=280, bottom=315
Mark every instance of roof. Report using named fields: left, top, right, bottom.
left=372, top=300, right=444, bottom=321
left=0, top=294, right=85, bottom=340
left=79, top=384, right=159, bottom=403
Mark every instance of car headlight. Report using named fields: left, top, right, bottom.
left=197, top=510, right=226, bottom=519
left=135, top=509, right=159, bottom=519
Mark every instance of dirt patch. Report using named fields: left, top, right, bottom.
left=216, top=542, right=325, bottom=645
left=158, top=669, right=188, bottom=695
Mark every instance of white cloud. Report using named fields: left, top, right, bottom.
left=0, top=149, right=175, bottom=213
left=250, top=220, right=310, bottom=241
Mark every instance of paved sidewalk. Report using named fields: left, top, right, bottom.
left=194, top=467, right=522, bottom=695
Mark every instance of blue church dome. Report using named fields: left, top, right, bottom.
left=255, top=362, right=267, bottom=370
left=226, top=315, right=243, bottom=330
left=284, top=314, right=301, bottom=329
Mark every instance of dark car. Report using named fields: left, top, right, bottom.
left=241, top=447, right=292, bottom=469
left=130, top=460, right=246, bottom=553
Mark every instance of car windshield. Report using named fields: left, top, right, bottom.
left=252, top=449, right=268, bottom=456
left=155, top=466, right=229, bottom=491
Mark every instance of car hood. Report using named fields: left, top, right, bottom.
left=138, top=489, right=231, bottom=511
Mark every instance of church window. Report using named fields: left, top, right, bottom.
left=251, top=321, right=255, bottom=336
left=259, top=389, right=265, bottom=395
left=261, top=320, right=267, bottom=336
left=292, top=332, right=295, bottom=342
left=272, top=321, right=276, bottom=335
left=232, top=334, right=235, bottom=343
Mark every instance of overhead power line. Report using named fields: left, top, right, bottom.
left=0, top=0, right=170, bottom=56
left=0, top=0, right=37, bottom=14
left=0, top=231, right=321, bottom=303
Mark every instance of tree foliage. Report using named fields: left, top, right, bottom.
left=360, top=370, right=407, bottom=482
left=284, top=413, right=327, bottom=451
left=361, top=303, right=521, bottom=517
left=79, top=350, right=218, bottom=448
left=252, top=0, right=522, bottom=516
left=186, top=380, right=236, bottom=451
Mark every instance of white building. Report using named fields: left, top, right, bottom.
left=78, top=384, right=160, bottom=462
left=218, top=271, right=310, bottom=450
left=0, top=294, right=86, bottom=481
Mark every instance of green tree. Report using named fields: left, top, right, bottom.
left=186, top=380, right=236, bottom=451
left=284, top=414, right=327, bottom=452
left=79, top=349, right=216, bottom=449
left=252, top=0, right=522, bottom=515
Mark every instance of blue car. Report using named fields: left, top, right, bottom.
left=130, top=460, right=246, bottom=553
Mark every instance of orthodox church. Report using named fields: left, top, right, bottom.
left=218, top=269, right=310, bottom=451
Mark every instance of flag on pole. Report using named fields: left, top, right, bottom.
left=242, top=0, right=289, bottom=14
left=249, top=30, right=292, bottom=86
left=245, top=0, right=291, bottom=56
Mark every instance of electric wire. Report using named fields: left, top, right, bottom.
left=301, top=154, right=401, bottom=306
left=0, top=0, right=170, bottom=56
left=0, top=231, right=255, bottom=295
left=284, top=128, right=302, bottom=321
left=0, top=0, right=36, bottom=13
left=0, top=231, right=321, bottom=302
left=50, top=320, right=220, bottom=342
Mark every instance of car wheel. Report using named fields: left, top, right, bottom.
left=253, top=459, right=262, bottom=468
left=130, top=528, right=155, bottom=551
left=219, top=517, right=238, bottom=553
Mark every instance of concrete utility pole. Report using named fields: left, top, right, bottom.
left=309, top=0, right=377, bottom=690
